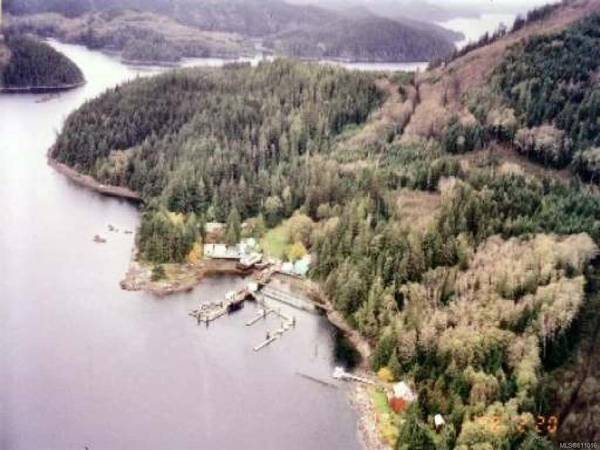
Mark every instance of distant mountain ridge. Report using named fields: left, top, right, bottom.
left=268, top=14, right=457, bottom=62
left=4, top=0, right=461, bottom=63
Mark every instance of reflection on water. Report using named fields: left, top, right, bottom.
left=0, top=41, right=361, bottom=450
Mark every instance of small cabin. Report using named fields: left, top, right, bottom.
left=279, top=255, right=312, bottom=278
left=434, top=414, right=446, bottom=433
left=391, top=381, right=417, bottom=403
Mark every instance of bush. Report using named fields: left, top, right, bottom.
left=377, top=367, right=395, bottom=383
left=151, top=265, right=166, bottom=281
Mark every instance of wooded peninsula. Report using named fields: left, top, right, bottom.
left=0, top=31, right=83, bottom=91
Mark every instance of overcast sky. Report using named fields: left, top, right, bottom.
left=352, top=0, right=558, bottom=14
left=414, top=0, right=561, bottom=14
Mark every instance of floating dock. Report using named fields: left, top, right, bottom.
left=246, top=308, right=274, bottom=326
left=190, top=285, right=258, bottom=324
left=252, top=321, right=293, bottom=352
left=189, top=276, right=307, bottom=352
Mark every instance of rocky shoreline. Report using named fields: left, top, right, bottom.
left=1, top=80, right=86, bottom=94
left=349, top=384, right=392, bottom=450
left=48, top=151, right=142, bottom=203
left=120, top=258, right=248, bottom=297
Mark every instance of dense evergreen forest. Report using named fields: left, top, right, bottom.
left=0, top=33, right=83, bottom=89
left=51, top=8, right=600, bottom=449
left=494, top=15, right=600, bottom=177
left=268, top=15, right=455, bottom=62
left=52, top=60, right=382, bottom=261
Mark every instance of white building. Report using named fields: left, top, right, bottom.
left=204, top=243, right=238, bottom=259
left=434, top=414, right=446, bottom=432
left=392, top=382, right=417, bottom=402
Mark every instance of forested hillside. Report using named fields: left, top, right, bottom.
left=0, top=33, right=83, bottom=89
left=494, top=15, right=600, bottom=177
left=268, top=15, right=455, bottom=62
left=4, top=0, right=459, bottom=63
left=50, top=2, right=600, bottom=447
left=51, top=60, right=382, bottom=261
left=5, top=10, right=250, bottom=62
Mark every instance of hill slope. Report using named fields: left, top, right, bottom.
left=267, top=15, right=456, bottom=62
left=5, top=0, right=459, bottom=63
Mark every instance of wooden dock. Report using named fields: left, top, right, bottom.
left=252, top=322, right=293, bottom=351
left=189, top=302, right=228, bottom=324
left=332, top=367, right=376, bottom=385
left=189, top=277, right=308, bottom=352
left=190, top=285, right=257, bottom=324
left=296, top=372, right=338, bottom=389
left=246, top=308, right=274, bottom=326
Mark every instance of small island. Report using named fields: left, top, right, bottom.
left=0, top=31, right=84, bottom=93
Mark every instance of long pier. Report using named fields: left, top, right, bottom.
left=332, top=367, right=376, bottom=385
left=296, top=372, right=338, bottom=389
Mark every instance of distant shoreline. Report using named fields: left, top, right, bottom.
left=47, top=149, right=143, bottom=203
left=0, top=80, right=86, bottom=94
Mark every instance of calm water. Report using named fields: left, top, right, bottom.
left=323, top=60, right=428, bottom=72
left=0, top=42, right=361, bottom=450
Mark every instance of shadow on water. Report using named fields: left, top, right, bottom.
left=333, top=328, right=362, bottom=370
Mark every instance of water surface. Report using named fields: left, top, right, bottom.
left=0, top=42, right=361, bottom=450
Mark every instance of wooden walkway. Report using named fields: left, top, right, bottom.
left=247, top=303, right=296, bottom=352
left=260, top=286, right=316, bottom=312
left=252, top=320, right=294, bottom=352
left=332, top=367, right=376, bottom=385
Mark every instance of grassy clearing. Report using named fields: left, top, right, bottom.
left=370, top=386, right=401, bottom=447
left=260, top=223, right=290, bottom=259
left=371, top=387, right=393, bottom=415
